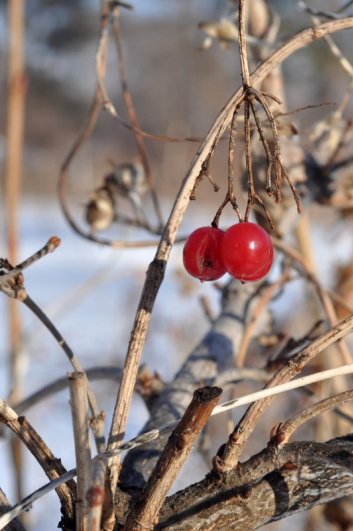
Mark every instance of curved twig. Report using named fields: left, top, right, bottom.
left=272, top=388, right=353, bottom=444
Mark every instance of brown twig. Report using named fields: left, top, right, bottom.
left=0, top=399, right=76, bottom=526
left=273, top=236, right=353, bottom=365
left=236, top=272, right=291, bottom=367
left=104, top=15, right=353, bottom=499
left=123, top=386, right=222, bottom=531
left=222, top=0, right=301, bottom=226
left=86, top=455, right=107, bottom=531
left=96, top=2, right=114, bottom=115
left=68, top=372, right=92, bottom=531
left=272, top=389, right=353, bottom=445
left=238, top=0, right=251, bottom=86
left=111, top=8, right=164, bottom=229
left=213, top=311, right=353, bottom=472
left=5, top=0, right=26, bottom=505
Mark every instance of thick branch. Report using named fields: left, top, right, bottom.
left=120, top=281, right=270, bottom=489
left=123, top=387, right=222, bottom=531
left=156, top=434, right=353, bottom=530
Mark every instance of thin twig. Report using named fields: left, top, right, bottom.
left=238, top=0, right=251, bottom=86
left=14, top=367, right=121, bottom=414
left=96, top=2, right=117, bottom=117
left=227, top=107, right=243, bottom=221
left=5, top=0, right=26, bottom=505
left=0, top=237, right=60, bottom=291
left=236, top=272, right=290, bottom=367
left=22, top=295, right=106, bottom=453
left=111, top=8, right=164, bottom=229
left=213, top=311, right=353, bottom=472
left=272, top=389, right=353, bottom=444
left=1, top=239, right=105, bottom=452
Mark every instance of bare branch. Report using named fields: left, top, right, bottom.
left=123, top=387, right=222, bottom=531
left=214, top=311, right=353, bottom=472
left=68, top=372, right=92, bottom=530
left=272, top=389, right=353, bottom=444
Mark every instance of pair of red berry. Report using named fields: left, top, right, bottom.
left=183, top=222, right=273, bottom=282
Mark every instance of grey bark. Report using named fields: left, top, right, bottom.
left=153, top=434, right=353, bottom=530
left=120, top=281, right=272, bottom=489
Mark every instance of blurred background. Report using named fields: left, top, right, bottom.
left=1, top=1, right=353, bottom=529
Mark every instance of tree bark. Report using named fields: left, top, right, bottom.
left=120, top=281, right=271, bottom=489
left=155, top=434, right=353, bottom=530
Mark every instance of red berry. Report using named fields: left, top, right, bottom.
left=183, top=226, right=226, bottom=281
left=221, top=222, right=273, bottom=282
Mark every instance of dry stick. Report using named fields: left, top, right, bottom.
left=216, top=367, right=353, bottom=425
left=0, top=399, right=76, bottom=523
left=0, top=237, right=61, bottom=287
left=213, top=311, right=353, bottom=473
left=86, top=455, right=108, bottom=531
left=238, top=0, right=251, bottom=86
left=105, top=15, right=353, bottom=494
left=68, top=372, right=92, bottom=531
left=5, top=0, right=26, bottom=507
left=22, top=295, right=105, bottom=454
left=123, top=387, right=222, bottom=531
left=273, top=389, right=353, bottom=444
left=96, top=4, right=116, bottom=117
left=15, top=361, right=353, bottom=424
left=5, top=357, right=353, bottom=528
left=112, top=10, right=164, bottom=229
left=273, top=236, right=353, bottom=365
left=227, top=107, right=243, bottom=221
left=249, top=98, right=273, bottom=192
left=295, top=213, right=315, bottom=274
left=236, top=272, right=290, bottom=367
